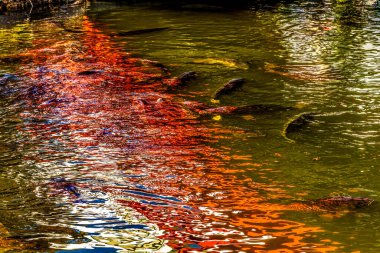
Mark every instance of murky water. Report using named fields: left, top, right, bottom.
left=0, top=1, right=379, bottom=252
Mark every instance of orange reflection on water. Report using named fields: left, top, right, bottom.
left=16, top=16, right=340, bottom=252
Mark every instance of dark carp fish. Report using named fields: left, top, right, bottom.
left=213, top=78, right=245, bottom=99
left=282, top=112, right=316, bottom=142
left=309, top=196, right=374, bottom=210
left=198, top=104, right=293, bottom=116
left=175, top=71, right=197, bottom=84
left=114, top=27, right=170, bottom=36
left=51, top=178, right=81, bottom=198
left=288, top=196, right=375, bottom=213
left=166, top=71, right=197, bottom=89
left=0, top=74, right=18, bottom=86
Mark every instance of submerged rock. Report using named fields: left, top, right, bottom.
left=213, top=78, right=245, bottom=100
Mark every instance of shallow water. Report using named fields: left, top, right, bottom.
left=0, top=1, right=379, bottom=252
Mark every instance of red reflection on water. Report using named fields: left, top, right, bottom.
left=17, top=16, right=339, bottom=252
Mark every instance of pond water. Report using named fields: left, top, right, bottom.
left=0, top=1, right=379, bottom=252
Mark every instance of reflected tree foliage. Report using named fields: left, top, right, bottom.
left=332, top=0, right=370, bottom=24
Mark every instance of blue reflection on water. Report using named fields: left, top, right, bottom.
left=123, top=189, right=182, bottom=202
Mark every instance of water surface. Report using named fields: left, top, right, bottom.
left=0, top=1, right=379, bottom=252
